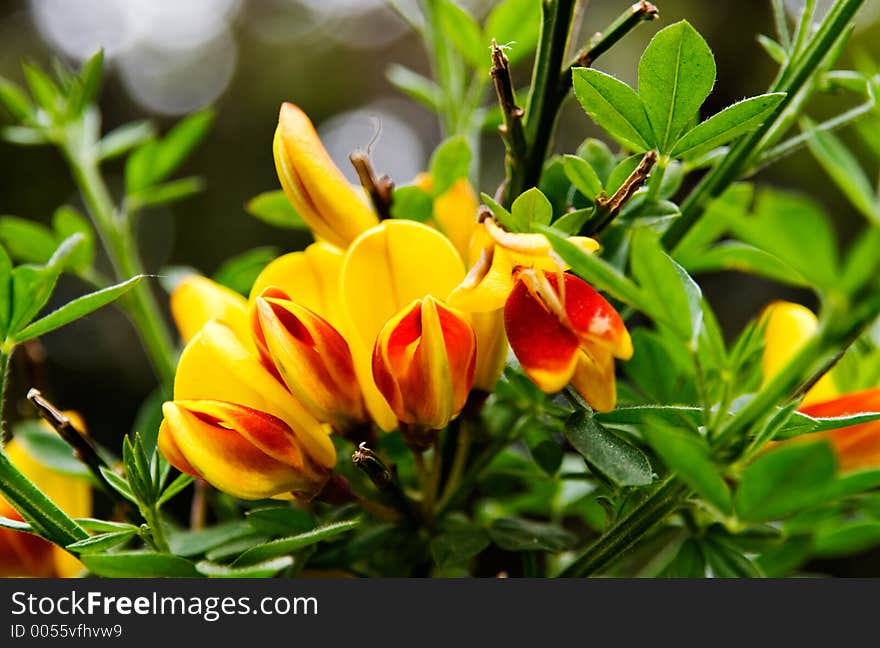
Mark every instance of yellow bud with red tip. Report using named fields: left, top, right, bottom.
left=170, top=275, right=250, bottom=344
left=504, top=269, right=631, bottom=412
left=372, top=295, right=476, bottom=431
left=274, top=103, right=378, bottom=248
left=251, top=286, right=367, bottom=430
left=159, top=400, right=330, bottom=500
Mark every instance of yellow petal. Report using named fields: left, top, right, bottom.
left=170, top=275, right=249, bottom=344
left=274, top=103, right=378, bottom=248
left=761, top=301, right=838, bottom=405
left=570, top=345, right=617, bottom=412
left=341, top=220, right=466, bottom=430
left=447, top=244, right=517, bottom=313
left=173, top=320, right=336, bottom=468
left=471, top=309, right=507, bottom=391
left=249, top=242, right=345, bottom=329
left=416, top=174, right=479, bottom=263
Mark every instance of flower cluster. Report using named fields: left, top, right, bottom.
left=158, top=103, right=632, bottom=500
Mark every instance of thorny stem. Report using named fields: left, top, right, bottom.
left=662, top=0, right=866, bottom=253
left=350, top=151, right=394, bottom=220
left=591, top=150, right=658, bottom=235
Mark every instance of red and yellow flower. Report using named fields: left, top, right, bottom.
left=762, top=301, right=880, bottom=471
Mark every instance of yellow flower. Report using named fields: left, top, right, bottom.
left=0, top=417, right=91, bottom=578
left=761, top=301, right=880, bottom=472
left=372, top=295, right=476, bottom=432
left=170, top=274, right=249, bottom=344
left=274, top=103, right=378, bottom=248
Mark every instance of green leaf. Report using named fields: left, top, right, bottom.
left=480, top=192, right=516, bottom=231
left=66, top=530, right=136, bottom=554
left=96, top=120, right=156, bottom=161
left=7, top=234, right=83, bottom=335
left=630, top=228, right=703, bottom=344
left=13, top=420, right=89, bottom=477
left=22, top=63, right=60, bottom=116
left=246, top=506, right=315, bottom=537
left=246, top=190, right=307, bottom=229
left=75, top=518, right=139, bottom=534
left=596, top=405, right=703, bottom=428
left=152, top=110, right=214, bottom=184
left=99, top=466, right=137, bottom=504
left=562, top=155, right=603, bottom=201
left=0, top=516, right=32, bottom=532
left=662, top=538, right=706, bottom=577
left=435, top=0, right=485, bottom=69
left=484, top=0, right=541, bottom=65
left=642, top=422, right=733, bottom=515
left=0, top=217, right=57, bottom=265
left=683, top=241, right=807, bottom=287
left=803, top=118, right=880, bottom=224
left=638, top=20, right=716, bottom=151
left=735, top=440, right=837, bottom=522
left=552, top=208, right=592, bottom=235
left=842, top=227, right=880, bottom=295
left=13, top=275, right=141, bottom=343
left=81, top=552, right=200, bottom=578
left=572, top=68, right=653, bottom=151
left=702, top=537, right=763, bottom=577
left=68, top=50, right=103, bottom=116
left=156, top=473, right=193, bottom=507
left=430, top=136, right=471, bottom=195
left=212, top=247, right=277, bottom=296
left=488, top=517, right=576, bottom=552
left=577, top=138, right=616, bottom=183
left=1, top=125, right=48, bottom=145
left=669, top=93, right=785, bottom=159
left=510, top=187, right=553, bottom=231
left=604, top=154, right=642, bottom=194
left=233, top=520, right=360, bottom=565
left=52, top=206, right=94, bottom=272
left=0, top=448, right=87, bottom=548
left=196, top=556, right=294, bottom=578
left=726, top=188, right=838, bottom=288
left=814, top=521, right=880, bottom=557
left=125, top=141, right=158, bottom=194
left=128, top=177, right=204, bottom=212
left=0, top=77, right=33, bottom=121
left=430, top=524, right=490, bottom=567
left=390, top=185, right=434, bottom=222
left=564, top=411, right=653, bottom=487
left=756, top=34, right=787, bottom=64
left=169, top=521, right=255, bottom=557
left=386, top=65, right=441, bottom=111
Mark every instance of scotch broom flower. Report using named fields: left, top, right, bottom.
left=0, top=420, right=90, bottom=578
left=274, top=103, right=378, bottom=249
left=160, top=400, right=331, bottom=500
left=762, top=301, right=880, bottom=471
left=171, top=274, right=250, bottom=344
left=372, top=295, right=476, bottom=432
left=504, top=269, right=632, bottom=412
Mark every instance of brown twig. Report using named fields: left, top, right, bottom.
left=349, top=151, right=394, bottom=219
left=352, top=442, right=418, bottom=524
left=592, top=150, right=658, bottom=234
left=569, top=1, right=659, bottom=71
left=491, top=41, right=527, bottom=186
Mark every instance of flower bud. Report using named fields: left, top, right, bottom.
left=170, top=275, right=250, bottom=344
left=372, top=295, right=476, bottom=431
left=160, top=400, right=331, bottom=500
left=251, top=286, right=367, bottom=430
left=274, top=103, right=378, bottom=248
left=504, top=269, right=631, bottom=412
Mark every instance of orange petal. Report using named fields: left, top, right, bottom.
left=252, top=287, right=366, bottom=428
left=800, top=388, right=880, bottom=471
left=372, top=296, right=476, bottom=429
left=504, top=276, right=580, bottom=393
left=274, top=103, right=378, bottom=248
left=556, top=272, right=632, bottom=360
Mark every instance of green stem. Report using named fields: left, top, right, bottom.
left=0, top=350, right=10, bottom=445
left=62, top=145, right=177, bottom=392
left=141, top=503, right=170, bottom=553
left=662, top=0, right=866, bottom=253
left=558, top=477, right=690, bottom=577
left=436, top=421, right=471, bottom=512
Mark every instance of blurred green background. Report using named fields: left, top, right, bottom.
left=0, top=0, right=878, bottom=554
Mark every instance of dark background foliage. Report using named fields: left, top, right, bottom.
left=0, top=0, right=879, bottom=572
